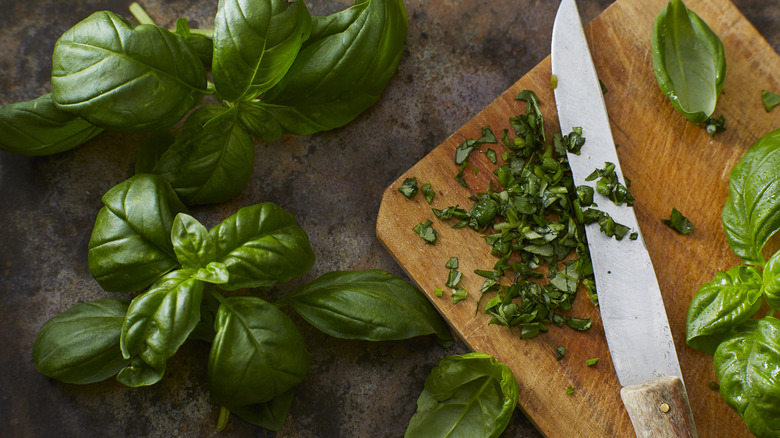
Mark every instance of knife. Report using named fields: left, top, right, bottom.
left=551, top=1, right=698, bottom=436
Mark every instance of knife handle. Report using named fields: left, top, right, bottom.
left=620, top=376, right=698, bottom=438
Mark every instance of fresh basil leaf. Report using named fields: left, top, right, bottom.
left=152, top=105, right=254, bottom=206
left=714, top=317, right=780, bottom=438
left=88, top=174, right=189, bottom=292
left=193, top=262, right=231, bottom=285
left=651, top=0, right=726, bottom=123
left=405, top=353, right=518, bottom=438
left=135, top=130, right=175, bottom=174
left=722, top=128, right=780, bottom=265
left=0, top=94, right=102, bottom=156
left=212, top=0, right=311, bottom=102
left=662, top=207, right=694, bottom=234
left=256, top=0, right=408, bottom=136
left=210, top=202, right=315, bottom=290
left=761, top=250, right=780, bottom=311
left=33, top=298, right=130, bottom=384
left=208, top=296, right=310, bottom=407
left=236, top=100, right=283, bottom=141
left=51, top=11, right=208, bottom=132
left=227, top=388, right=296, bottom=431
left=117, top=270, right=204, bottom=387
left=762, top=90, right=780, bottom=113
left=280, top=270, right=454, bottom=347
left=174, top=17, right=213, bottom=67
left=172, top=213, right=216, bottom=269
left=686, top=265, right=763, bottom=354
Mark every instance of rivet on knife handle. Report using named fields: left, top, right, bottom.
left=620, top=376, right=698, bottom=438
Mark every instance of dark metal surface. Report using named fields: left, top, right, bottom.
left=0, top=0, right=777, bottom=437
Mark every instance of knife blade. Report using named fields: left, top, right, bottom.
left=551, top=1, right=697, bottom=436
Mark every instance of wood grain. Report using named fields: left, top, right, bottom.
left=377, top=0, right=780, bottom=436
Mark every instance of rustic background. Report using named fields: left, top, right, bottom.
left=0, top=0, right=778, bottom=437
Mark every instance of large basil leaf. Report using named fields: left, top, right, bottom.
left=686, top=265, right=763, bottom=354
left=651, top=0, right=726, bottom=123
left=722, top=129, right=780, bottom=266
left=209, top=203, right=315, bottom=290
left=152, top=105, right=254, bottom=206
left=281, top=269, right=454, bottom=347
left=208, top=296, right=310, bottom=407
left=51, top=11, right=207, bottom=132
left=212, top=0, right=311, bottom=102
left=0, top=94, right=102, bottom=156
left=405, top=353, right=518, bottom=438
left=763, top=249, right=780, bottom=311
left=117, top=270, right=204, bottom=387
left=250, top=0, right=408, bottom=136
left=88, top=174, right=188, bottom=292
left=714, top=317, right=780, bottom=438
left=228, top=388, right=296, bottom=431
left=33, top=298, right=130, bottom=384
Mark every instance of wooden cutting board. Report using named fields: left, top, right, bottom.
left=377, top=0, right=780, bottom=436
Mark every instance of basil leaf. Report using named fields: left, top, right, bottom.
left=227, top=388, right=296, bottom=431
left=213, top=0, right=312, bottom=102
left=152, top=105, right=254, bottom=206
left=193, top=262, right=231, bottom=285
left=172, top=213, right=217, bottom=269
left=280, top=270, right=454, bottom=347
left=208, top=296, right=310, bottom=407
left=686, top=265, right=763, bottom=354
left=722, top=128, right=780, bottom=265
left=255, top=0, right=408, bottom=136
left=662, top=207, right=694, bottom=234
left=0, top=94, right=102, bottom=156
left=762, top=250, right=780, bottom=311
left=651, top=0, right=726, bottom=123
left=174, top=18, right=213, bottom=67
left=51, top=11, right=208, bottom=132
left=33, top=298, right=130, bottom=384
left=763, top=90, right=780, bottom=113
left=88, top=174, right=188, bottom=292
left=210, top=202, right=315, bottom=290
left=117, top=270, right=204, bottom=387
left=714, top=317, right=780, bottom=438
left=188, top=286, right=221, bottom=343
left=405, top=353, right=518, bottom=438
left=236, top=100, right=283, bottom=142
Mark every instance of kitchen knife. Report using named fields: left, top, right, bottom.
left=551, top=1, right=698, bottom=436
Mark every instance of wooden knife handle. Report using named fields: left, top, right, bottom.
left=620, top=376, right=698, bottom=438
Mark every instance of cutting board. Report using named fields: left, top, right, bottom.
left=376, top=0, right=780, bottom=436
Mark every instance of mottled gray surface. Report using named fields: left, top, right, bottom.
left=0, top=0, right=777, bottom=437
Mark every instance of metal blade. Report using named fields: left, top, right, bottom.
left=551, top=0, right=684, bottom=388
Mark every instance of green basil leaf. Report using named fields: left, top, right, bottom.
left=722, top=128, right=780, bottom=265
left=405, top=353, right=519, bottom=438
left=88, top=174, right=188, bottom=292
left=763, top=90, right=780, bottom=113
left=236, top=100, right=283, bottom=142
left=51, top=11, right=208, bottom=132
left=174, top=17, right=213, bottom=67
left=33, top=298, right=130, bottom=384
left=188, top=286, right=221, bottom=342
left=172, top=213, right=216, bottom=269
left=256, top=0, right=408, bottom=136
left=152, top=105, right=254, bottom=206
left=192, top=262, right=230, bottom=285
left=227, top=388, right=296, bottom=431
left=213, top=0, right=311, bottom=101
left=210, top=202, right=315, bottom=290
left=117, top=270, right=204, bottom=387
left=208, top=296, right=310, bottom=407
left=762, top=249, right=780, bottom=311
left=0, top=94, right=102, bottom=156
left=281, top=270, right=454, bottom=347
left=686, top=265, right=763, bottom=354
left=714, top=317, right=780, bottom=438
left=651, top=0, right=726, bottom=123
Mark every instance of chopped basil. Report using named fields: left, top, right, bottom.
left=485, top=148, right=497, bottom=164
left=762, top=90, right=780, bottom=112
left=599, top=78, right=608, bottom=94
left=566, top=385, right=575, bottom=395
left=704, top=115, right=726, bottom=135
left=445, top=269, right=462, bottom=288
left=662, top=208, right=694, bottom=234
left=421, top=182, right=435, bottom=205
left=398, top=177, right=419, bottom=198
left=551, top=74, right=558, bottom=90
left=413, top=219, right=437, bottom=244
left=585, top=162, right=634, bottom=206
left=445, top=257, right=459, bottom=269
left=566, top=317, right=593, bottom=331
left=435, top=288, right=444, bottom=298
left=556, top=346, right=566, bottom=361
left=585, top=358, right=599, bottom=367
left=452, top=287, right=468, bottom=304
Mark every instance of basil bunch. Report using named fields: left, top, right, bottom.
left=0, top=0, right=408, bottom=206
left=651, top=0, right=726, bottom=124
left=686, top=128, right=780, bottom=438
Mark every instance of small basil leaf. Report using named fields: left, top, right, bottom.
left=193, top=262, right=230, bottom=285
left=714, top=317, right=780, bottom=438
left=118, top=270, right=204, bottom=387
left=134, top=130, right=175, bottom=174
left=236, top=100, right=283, bottom=142
left=51, top=11, right=208, bottom=132
left=281, top=270, right=454, bottom=347
left=761, top=250, right=780, bottom=311
left=174, top=17, right=213, bottom=67
left=208, top=297, right=310, bottom=407
left=88, top=174, right=188, bottom=293
left=0, top=94, right=102, bottom=156
left=212, top=0, right=312, bottom=101
left=686, top=265, right=763, bottom=354
left=722, top=128, right=780, bottom=265
left=227, top=388, right=296, bottom=431
left=172, top=213, right=216, bottom=269
left=259, top=0, right=408, bottom=136
left=651, top=0, right=726, bottom=123
left=210, top=202, right=315, bottom=290
left=33, top=298, right=130, bottom=384
left=405, top=353, right=519, bottom=438
left=152, top=105, right=254, bottom=206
